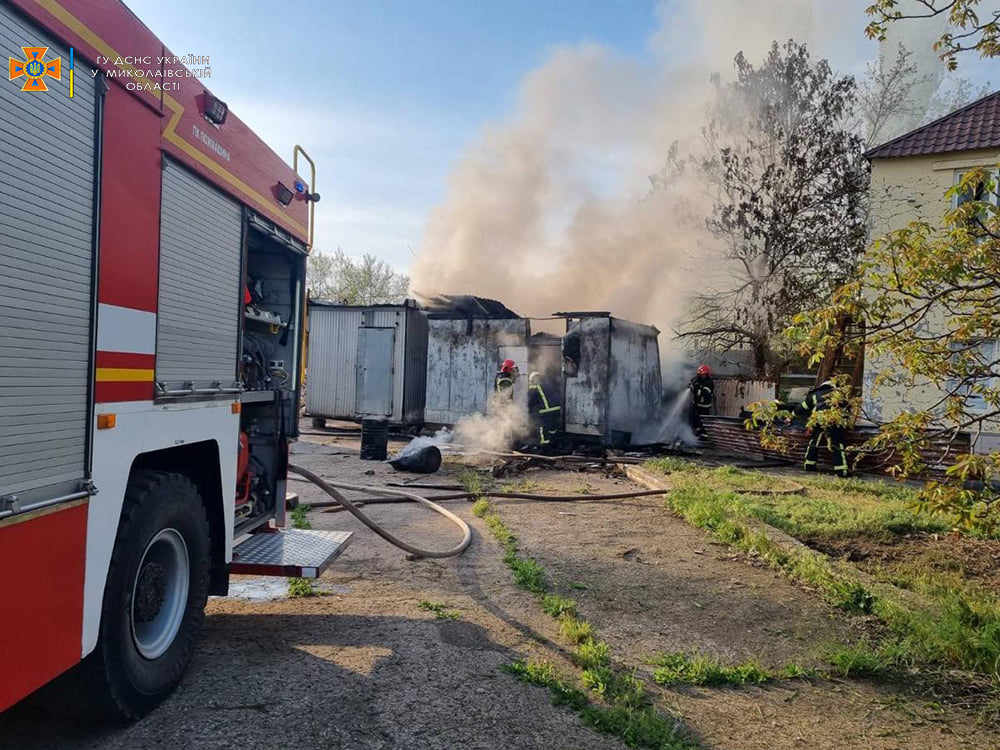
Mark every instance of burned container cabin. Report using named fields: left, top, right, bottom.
left=558, top=312, right=662, bottom=446
left=305, top=300, right=428, bottom=426
left=422, top=295, right=530, bottom=427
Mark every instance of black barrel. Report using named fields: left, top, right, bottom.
left=360, top=420, right=389, bottom=461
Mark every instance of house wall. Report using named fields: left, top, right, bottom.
left=864, top=149, right=1000, bottom=452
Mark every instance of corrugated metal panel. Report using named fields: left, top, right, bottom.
left=713, top=378, right=776, bottom=417
left=306, top=304, right=429, bottom=424
left=306, top=307, right=363, bottom=418
left=156, top=159, right=242, bottom=390
left=703, top=417, right=969, bottom=480
left=402, top=307, right=428, bottom=423
left=607, top=319, right=662, bottom=441
left=367, top=307, right=408, bottom=422
left=355, top=327, right=395, bottom=417
left=424, top=318, right=528, bottom=425
left=0, top=6, right=95, bottom=499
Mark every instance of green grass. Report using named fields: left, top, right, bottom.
left=458, top=468, right=493, bottom=499
left=560, top=616, right=594, bottom=645
left=471, top=497, right=491, bottom=518
left=287, top=577, right=316, bottom=597
left=287, top=506, right=315, bottom=595
left=504, top=660, right=696, bottom=750
left=506, top=552, right=547, bottom=594
left=418, top=600, right=462, bottom=620
left=647, top=458, right=1000, bottom=687
left=646, top=460, right=944, bottom=542
left=541, top=593, right=578, bottom=618
left=573, top=639, right=611, bottom=670
left=290, top=504, right=312, bottom=530
left=498, top=478, right=543, bottom=493
left=824, top=641, right=897, bottom=678
left=648, top=651, right=815, bottom=687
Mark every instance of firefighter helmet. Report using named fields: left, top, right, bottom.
left=696, top=364, right=711, bottom=376
left=500, top=359, right=517, bottom=373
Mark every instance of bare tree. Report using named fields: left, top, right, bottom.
left=675, top=41, right=869, bottom=377
left=926, top=74, right=994, bottom=117
left=307, top=248, right=409, bottom=305
left=866, top=0, right=1000, bottom=70
left=857, top=44, right=928, bottom=146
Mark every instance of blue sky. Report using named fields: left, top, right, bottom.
left=126, top=0, right=661, bottom=269
left=126, top=1, right=993, bottom=273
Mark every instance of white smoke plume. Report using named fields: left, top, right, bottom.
left=411, top=1, right=923, bottom=361
left=394, top=400, right=532, bottom=459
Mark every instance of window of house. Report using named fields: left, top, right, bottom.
left=948, top=339, right=999, bottom=413
left=954, top=168, right=1000, bottom=207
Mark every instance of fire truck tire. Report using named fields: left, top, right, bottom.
left=83, top=470, right=211, bottom=720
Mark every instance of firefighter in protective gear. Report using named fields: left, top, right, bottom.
left=689, top=364, right=714, bottom=439
left=794, top=380, right=850, bottom=478
left=494, top=359, right=519, bottom=404
left=527, top=371, right=561, bottom=450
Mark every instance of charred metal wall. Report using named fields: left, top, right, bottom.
left=608, top=318, right=662, bottom=441
left=563, top=316, right=662, bottom=444
left=424, top=318, right=530, bottom=425
left=563, top=317, right=611, bottom=438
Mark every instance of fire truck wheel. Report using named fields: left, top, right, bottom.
left=86, top=470, right=211, bottom=720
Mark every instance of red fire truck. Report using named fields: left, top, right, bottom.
left=1, top=0, right=351, bottom=718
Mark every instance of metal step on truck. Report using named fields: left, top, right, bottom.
left=0, top=0, right=350, bottom=719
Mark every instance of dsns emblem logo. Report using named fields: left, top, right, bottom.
left=9, top=46, right=61, bottom=91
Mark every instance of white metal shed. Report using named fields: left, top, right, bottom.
left=305, top=301, right=427, bottom=425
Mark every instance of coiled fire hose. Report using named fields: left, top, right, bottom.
left=287, top=463, right=472, bottom=560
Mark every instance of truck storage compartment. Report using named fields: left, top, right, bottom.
left=0, top=5, right=97, bottom=507
left=156, top=158, right=243, bottom=396
left=235, top=217, right=306, bottom=533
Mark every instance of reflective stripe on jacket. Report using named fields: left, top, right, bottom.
left=528, top=383, right=561, bottom=415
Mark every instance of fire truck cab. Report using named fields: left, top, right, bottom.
left=0, top=0, right=349, bottom=718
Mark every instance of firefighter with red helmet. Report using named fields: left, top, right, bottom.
left=689, top=364, right=714, bottom=439
left=494, top=358, right=519, bottom=404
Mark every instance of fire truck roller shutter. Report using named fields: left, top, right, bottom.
left=156, top=158, right=243, bottom=392
left=0, top=4, right=96, bottom=712
left=0, top=5, right=96, bottom=505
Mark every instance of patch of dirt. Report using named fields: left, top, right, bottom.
left=805, top=534, right=1000, bottom=591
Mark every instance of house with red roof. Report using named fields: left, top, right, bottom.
left=863, top=90, right=1000, bottom=452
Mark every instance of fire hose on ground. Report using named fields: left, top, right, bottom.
left=287, top=463, right=672, bottom=559
left=288, top=463, right=472, bottom=560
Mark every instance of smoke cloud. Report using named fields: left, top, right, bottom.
left=411, top=1, right=888, bottom=345
left=394, top=400, right=532, bottom=458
